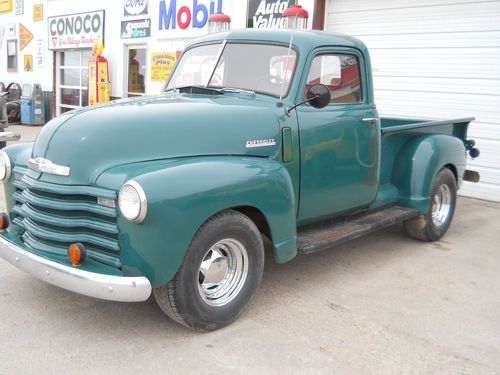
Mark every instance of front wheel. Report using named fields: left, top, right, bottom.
left=154, top=209, right=264, bottom=331
left=404, top=168, right=457, bottom=241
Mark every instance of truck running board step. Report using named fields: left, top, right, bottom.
left=297, top=206, right=419, bottom=254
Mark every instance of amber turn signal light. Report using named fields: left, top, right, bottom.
left=0, top=212, right=9, bottom=230
left=68, top=243, right=86, bottom=266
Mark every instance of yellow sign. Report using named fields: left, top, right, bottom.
left=151, top=52, right=177, bottom=82
left=19, top=23, right=33, bottom=51
left=0, top=0, right=12, bottom=13
left=33, top=3, right=43, bottom=21
left=24, top=54, right=33, bottom=72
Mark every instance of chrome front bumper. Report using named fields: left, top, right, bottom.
left=0, top=235, right=152, bottom=302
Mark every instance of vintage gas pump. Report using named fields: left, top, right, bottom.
left=88, top=40, right=111, bottom=105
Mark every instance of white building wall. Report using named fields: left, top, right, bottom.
left=326, top=0, right=500, bottom=202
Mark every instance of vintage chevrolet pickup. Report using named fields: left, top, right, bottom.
left=0, top=29, right=480, bottom=331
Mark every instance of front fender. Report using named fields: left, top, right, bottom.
left=97, top=156, right=297, bottom=287
left=392, top=134, right=466, bottom=213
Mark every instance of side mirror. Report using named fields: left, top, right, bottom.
left=306, top=84, right=331, bottom=109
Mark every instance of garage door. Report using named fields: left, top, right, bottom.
left=326, top=0, right=500, bottom=202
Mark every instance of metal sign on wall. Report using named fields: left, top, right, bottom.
left=14, top=0, right=23, bottom=15
left=0, top=0, right=12, bottom=13
left=121, top=18, right=151, bottom=38
left=33, top=3, right=43, bottom=21
left=124, top=0, right=148, bottom=16
left=19, top=23, right=33, bottom=51
left=246, top=0, right=296, bottom=28
left=158, top=0, right=226, bottom=38
left=48, top=10, right=105, bottom=50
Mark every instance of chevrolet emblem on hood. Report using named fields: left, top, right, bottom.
left=28, top=158, right=70, bottom=176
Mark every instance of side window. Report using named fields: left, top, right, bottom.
left=306, top=54, right=362, bottom=104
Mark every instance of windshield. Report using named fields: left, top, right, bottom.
left=166, top=42, right=297, bottom=97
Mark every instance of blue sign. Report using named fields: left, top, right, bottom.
left=159, top=0, right=223, bottom=30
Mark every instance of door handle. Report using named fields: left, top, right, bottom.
left=362, top=117, right=378, bottom=125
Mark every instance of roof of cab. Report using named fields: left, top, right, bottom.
left=187, top=28, right=368, bottom=53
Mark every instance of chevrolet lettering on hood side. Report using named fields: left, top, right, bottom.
left=0, top=29, right=480, bottom=332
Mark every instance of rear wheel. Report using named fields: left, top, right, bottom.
left=404, top=168, right=457, bottom=241
left=154, top=209, right=264, bottom=331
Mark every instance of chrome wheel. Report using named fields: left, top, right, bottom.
left=197, top=238, right=249, bottom=307
left=431, top=184, right=451, bottom=227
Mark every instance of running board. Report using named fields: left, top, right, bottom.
left=297, top=206, right=420, bottom=254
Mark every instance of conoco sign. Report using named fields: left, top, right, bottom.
left=48, top=10, right=105, bottom=50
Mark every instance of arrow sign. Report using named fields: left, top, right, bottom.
left=19, top=23, right=33, bottom=51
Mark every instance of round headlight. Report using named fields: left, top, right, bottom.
left=118, top=180, right=147, bottom=223
left=0, top=150, right=12, bottom=182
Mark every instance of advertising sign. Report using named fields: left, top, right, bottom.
left=121, top=18, right=151, bottom=39
left=151, top=52, right=178, bottom=81
left=0, top=0, right=12, bottom=13
left=35, top=38, right=44, bottom=69
left=124, top=0, right=148, bottom=16
left=158, top=0, right=224, bottom=38
left=33, top=3, right=43, bottom=21
left=246, top=0, right=295, bottom=29
left=19, top=23, right=33, bottom=51
left=14, top=0, right=22, bottom=15
left=48, top=10, right=105, bottom=50
left=24, top=54, right=33, bottom=72
left=7, top=23, right=15, bottom=36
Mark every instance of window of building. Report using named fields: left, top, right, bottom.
left=7, top=40, right=18, bottom=72
left=56, top=49, right=92, bottom=114
left=125, top=45, right=147, bottom=97
left=306, top=54, right=362, bottom=103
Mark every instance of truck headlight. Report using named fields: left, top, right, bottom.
left=118, top=180, right=147, bottom=223
left=0, top=150, right=12, bottom=182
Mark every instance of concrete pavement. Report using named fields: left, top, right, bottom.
left=0, top=125, right=499, bottom=374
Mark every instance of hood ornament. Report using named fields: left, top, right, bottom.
left=28, top=158, right=70, bottom=176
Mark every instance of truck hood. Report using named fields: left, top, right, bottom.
left=31, top=94, right=281, bottom=185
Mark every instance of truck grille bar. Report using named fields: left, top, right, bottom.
left=11, top=168, right=121, bottom=270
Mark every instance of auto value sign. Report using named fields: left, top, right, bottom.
left=121, top=18, right=151, bottom=38
left=247, top=0, right=295, bottom=28
left=48, top=10, right=105, bottom=50
left=158, top=0, right=224, bottom=38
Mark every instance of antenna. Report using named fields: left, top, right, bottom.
left=279, top=28, right=294, bottom=101
left=279, top=5, right=309, bottom=101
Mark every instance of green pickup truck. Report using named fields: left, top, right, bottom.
left=0, top=29, right=480, bottom=331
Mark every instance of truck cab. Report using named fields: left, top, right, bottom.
left=0, top=29, right=479, bottom=331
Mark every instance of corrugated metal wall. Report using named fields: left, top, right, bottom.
left=326, top=0, right=500, bottom=202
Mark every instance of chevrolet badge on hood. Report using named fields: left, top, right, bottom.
left=245, top=139, right=276, bottom=148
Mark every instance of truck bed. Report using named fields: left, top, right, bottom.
left=380, top=116, right=474, bottom=139
left=375, top=116, right=474, bottom=208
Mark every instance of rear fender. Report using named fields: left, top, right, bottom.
left=391, top=134, right=466, bottom=213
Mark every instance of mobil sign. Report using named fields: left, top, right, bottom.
left=158, top=0, right=224, bottom=36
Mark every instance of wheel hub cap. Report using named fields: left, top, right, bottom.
left=431, top=184, right=451, bottom=227
left=199, top=250, right=229, bottom=285
left=197, top=238, right=249, bottom=307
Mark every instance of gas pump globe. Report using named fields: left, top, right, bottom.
left=282, top=5, right=309, bottom=29
left=207, top=13, right=231, bottom=33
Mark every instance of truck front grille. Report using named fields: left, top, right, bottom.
left=11, top=167, right=121, bottom=269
